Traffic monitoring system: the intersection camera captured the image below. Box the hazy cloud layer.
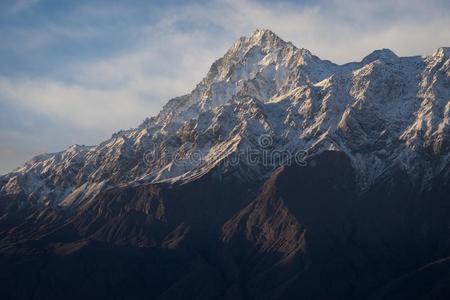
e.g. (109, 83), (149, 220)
(0, 0), (449, 174)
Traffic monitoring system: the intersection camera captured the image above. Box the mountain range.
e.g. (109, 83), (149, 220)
(1, 29), (450, 300)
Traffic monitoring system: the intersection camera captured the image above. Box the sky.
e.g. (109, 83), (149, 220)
(0, 0), (449, 175)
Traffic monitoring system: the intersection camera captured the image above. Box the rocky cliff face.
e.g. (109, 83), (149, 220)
(0, 29), (449, 300)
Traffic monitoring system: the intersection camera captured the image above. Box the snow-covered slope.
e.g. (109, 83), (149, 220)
(1, 29), (449, 207)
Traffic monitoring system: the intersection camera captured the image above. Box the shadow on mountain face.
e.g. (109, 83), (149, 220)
(1, 151), (450, 300)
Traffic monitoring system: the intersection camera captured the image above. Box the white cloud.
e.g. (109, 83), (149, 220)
(0, 77), (148, 130)
(0, 26), (229, 133)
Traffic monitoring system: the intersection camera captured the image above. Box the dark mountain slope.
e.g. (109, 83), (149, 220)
(1, 151), (449, 299)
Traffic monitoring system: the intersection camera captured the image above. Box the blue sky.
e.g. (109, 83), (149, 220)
(0, 0), (449, 174)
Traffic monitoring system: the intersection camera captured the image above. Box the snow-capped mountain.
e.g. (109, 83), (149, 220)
(1, 29), (448, 207)
(1, 29), (450, 300)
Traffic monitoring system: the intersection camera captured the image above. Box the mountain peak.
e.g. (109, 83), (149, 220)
(245, 28), (289, 50)
(249, 28), (277, 39)
(361, 48), (398, 64)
